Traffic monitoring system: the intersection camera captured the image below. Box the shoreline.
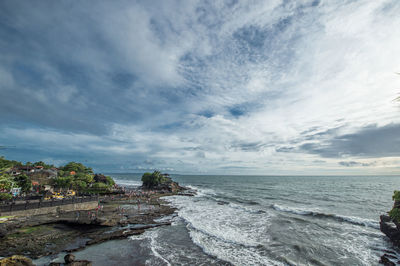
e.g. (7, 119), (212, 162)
(0, 186), (194, 264)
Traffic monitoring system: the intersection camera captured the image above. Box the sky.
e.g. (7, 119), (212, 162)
(0, 0), (400, 175)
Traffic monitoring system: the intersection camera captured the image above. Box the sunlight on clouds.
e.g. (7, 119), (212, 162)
(0, 0), (400, 173)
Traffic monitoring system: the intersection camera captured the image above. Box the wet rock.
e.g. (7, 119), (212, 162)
(0, 191), (180, 259)
(64, 253), (75, 263)
(67, 261), (92, 266)
(379, 254), (395, 266)
(380, 215), (400, 246)
(0, 225), (7, 238)
(0, 255), (34, 266)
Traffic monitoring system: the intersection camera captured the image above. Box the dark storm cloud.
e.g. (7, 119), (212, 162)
(230, 141), (269, 152)
(338, 161), (375, 167)
(0, 0), (189, 135)
(299, 124), (400, 158)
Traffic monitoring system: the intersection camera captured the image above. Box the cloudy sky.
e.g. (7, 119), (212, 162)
(0, 0), (400, 174)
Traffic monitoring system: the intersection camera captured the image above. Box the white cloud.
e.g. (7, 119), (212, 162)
(1, 0), (400, 174)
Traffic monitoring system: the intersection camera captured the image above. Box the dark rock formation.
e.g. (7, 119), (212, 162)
(380, 215), (400, 247)
(49, 253), (92, 266)
(379, 254), (396, 266)
(380, 215), (400, 265)
(142, 177), (185, 193)
(65, 253), (76, 263)
(93, 174), (108, 183)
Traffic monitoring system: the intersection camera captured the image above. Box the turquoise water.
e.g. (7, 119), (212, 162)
(53, 174), (400, 265)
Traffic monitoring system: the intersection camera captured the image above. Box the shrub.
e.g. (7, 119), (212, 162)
(0, 177), (12, 191)
(0, 193), (12, 200)
(105, 176), (115, 186)
(14, 174), (32, 193)
(92, 182), (108, 189)
(389, 208), (400, 223)
(53, 176), (73, 189)
(73, 180), (87, 190)
(76, 173), (94, 184)
(393, 191), (400, 201)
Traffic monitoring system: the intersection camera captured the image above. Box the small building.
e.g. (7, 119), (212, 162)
(35, 165), (44, 169)
(11, 187), (21, 197)
(32, 181), (40, 193)
(70, 171), (76, 175)
(44, 185), (53, 192)
(10, 167), (21, 176)
(18, 166), (35, 173)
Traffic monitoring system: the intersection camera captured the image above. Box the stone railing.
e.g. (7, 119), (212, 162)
(0, 195), (98, 213)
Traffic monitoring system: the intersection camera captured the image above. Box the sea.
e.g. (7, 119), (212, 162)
(38, 174), (400, 265)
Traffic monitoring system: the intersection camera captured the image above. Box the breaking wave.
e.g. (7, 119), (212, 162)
(271, 204), (379, 229)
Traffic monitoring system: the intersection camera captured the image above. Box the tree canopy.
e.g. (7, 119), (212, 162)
(141, 171), (169, 188)
(61, 162), (93, 175)
(0, 156), (22, 172)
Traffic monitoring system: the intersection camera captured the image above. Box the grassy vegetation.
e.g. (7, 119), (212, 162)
(0, 216), (14, 223)
(7, 226), (46, 238)
(0, 193), (12, 200)
(389, 190), (400, 222)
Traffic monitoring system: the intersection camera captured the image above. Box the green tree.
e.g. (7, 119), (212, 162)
(0, 178), (12, 191)
(141, 171), (168, 188)
(33, 161), (54, 169)
(105, 176), (115, 186)
(73, 180), (87, 190)
(62, 162), (93, 174)
(53, 176), (73, 189)
(0, 156), (22, 172)
(76, 173), (94, 184)
(0, 193), (12, 200)
(15, 174), (32, 193)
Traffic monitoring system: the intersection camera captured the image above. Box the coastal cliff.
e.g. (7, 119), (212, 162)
(380, 191), (400, 265)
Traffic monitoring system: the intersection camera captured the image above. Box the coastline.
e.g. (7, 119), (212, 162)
(2, 174), (399, 265)
(0, 185), (193, 265)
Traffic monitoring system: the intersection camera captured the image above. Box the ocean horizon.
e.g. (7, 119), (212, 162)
(42, 174), (399, 266)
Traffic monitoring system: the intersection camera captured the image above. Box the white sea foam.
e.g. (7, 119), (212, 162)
(271, 204), (380, 229)
(163, 193), (283, 265)
(129, 229), (171, 266)
(187, 185), (217, 197)
(153, 214), (177, 223)
(113, 178), (142, 187)
(189, 228), (283, 266)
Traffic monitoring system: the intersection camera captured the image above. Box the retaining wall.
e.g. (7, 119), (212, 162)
(0, 200), (98, 217)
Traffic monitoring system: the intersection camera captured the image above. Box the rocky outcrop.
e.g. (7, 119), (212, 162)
(380, 215), (400, 265)
(0, 192), (177, 259)
(0, 255), (34, 266)
(93, 174), (108, 183)
(143, 177), (185, 193)
(380, 215), (400, 246)
(49, 253), (92, 266)
(379, 254), (396, 266)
